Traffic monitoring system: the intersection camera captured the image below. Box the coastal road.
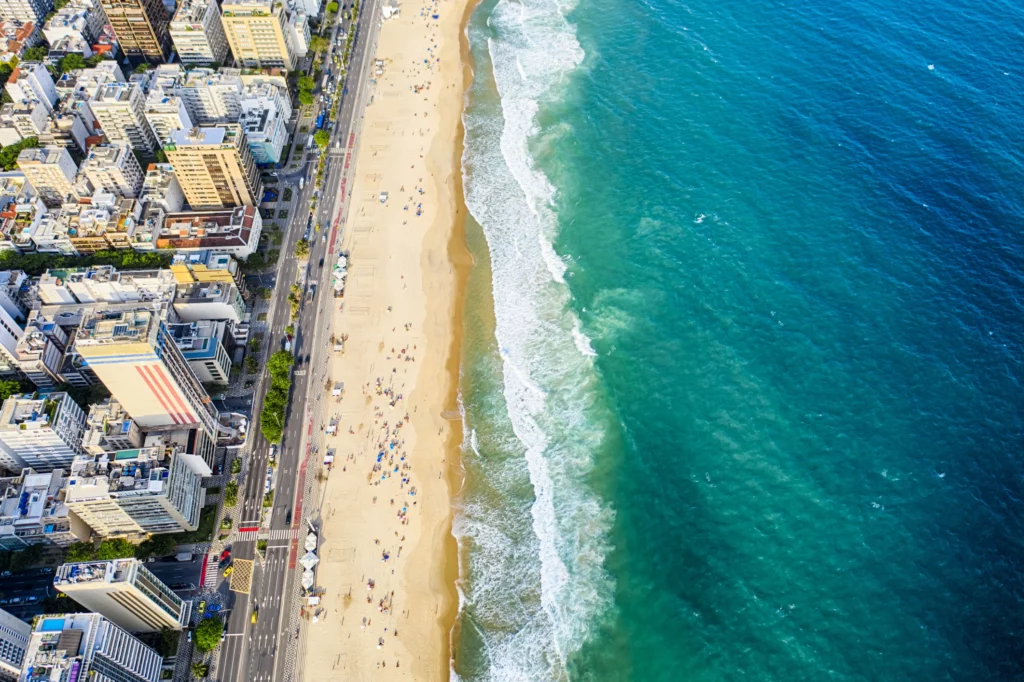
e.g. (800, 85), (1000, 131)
(215, 1), (384, 680)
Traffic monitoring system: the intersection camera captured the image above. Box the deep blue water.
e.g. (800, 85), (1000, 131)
(454, 0), (1024, 680)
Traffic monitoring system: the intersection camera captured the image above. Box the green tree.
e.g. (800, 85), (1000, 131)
(194, 616), (223, 653)
(0, 379), (21, 403)
(313, 130), (329, 149)
(22, 46), (47, 62)
(223, 481), (238, 507)
(96, 538), (135, 560)
(268, 350), (294, 377)
(295, 238), (311, 259)
(327, 1), (338, 12)
(135, 534), (177, 560)
(57, 53), (85, 73)
(65, 541), (95, 563)
(0, 63), (13, 86)
(297, 90), (313, 106)
(0, 136), (39, 171)
(309, 35), (329, 55)
(133, 62), (150, 74)
(10, 544), (43, 571)
(157, 628), (180, 657)
(230, 458), (241, 474)
(297, 75), (315, 91)
(191, 662), (210, 678)
(84, 54), (107, 67)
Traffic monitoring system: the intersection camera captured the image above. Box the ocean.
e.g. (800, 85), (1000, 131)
(453, 0), (1024, 680)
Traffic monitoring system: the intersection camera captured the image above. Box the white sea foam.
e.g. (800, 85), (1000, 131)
(571, 320), (598, 357)
(457, 0), (613, 677)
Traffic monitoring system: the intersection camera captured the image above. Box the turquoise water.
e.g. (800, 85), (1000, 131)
(454, 0), (1024, 680)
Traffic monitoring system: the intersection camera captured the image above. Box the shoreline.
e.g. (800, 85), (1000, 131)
(440, 0), (482, 670)
(299, 0), (473, 676)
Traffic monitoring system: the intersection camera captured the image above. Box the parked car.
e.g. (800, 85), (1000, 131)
(0, 571), (10, 577)
(220, 548), (231, 561)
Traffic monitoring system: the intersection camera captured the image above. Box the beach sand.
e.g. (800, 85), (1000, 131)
(300, 0), (471, 677)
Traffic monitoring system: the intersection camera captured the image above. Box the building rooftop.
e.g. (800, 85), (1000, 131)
(0, 392), (70, 432)
(0, 469), (67, 525)
(167, 126), (228, 147)
(159, 206), (257, 251)
(65, 448), (167, 498)
(76, 308), (157, 344)
(17, 147), (68, 166)
(54, 557), (137, 586)
(79, 145), (130, 169)
(20, 613), (98, 681)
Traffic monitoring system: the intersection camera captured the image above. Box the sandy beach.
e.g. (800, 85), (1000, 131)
(300, 0), (470, 677)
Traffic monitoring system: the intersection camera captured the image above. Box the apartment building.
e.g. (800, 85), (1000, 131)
(139, 163), (184, 213)
(169, 260), (246, 321)
(0, 101), (47, 143)
(13, 317), (66, 387)
(73, 307), (219, 436)
(0, 469), (89, 550)
(62, 447), (208, 537)
(4, 62), (57, 112)
(221, 0), (295, 70)
(0, 270), (27, 378)
(0, 608), (30, 680)
(77, 145), (145, 199)
(19, 613), (163, 682)
(143, 90), (193, 146)
(0, 392), (86, 472)
(91, 82), (158, 152)
(100, 0), (172, 64)
(239, 81), (290, 163)
(175, 67), (242, 124)
(16, 146), (79, 207)
(164, 125), (261, 208)
(81, 399), (143, 455)
(54, 558), (191, 632)
(37, 99), (91, 153)
(166, 319), (231, 384)
(0, 0), (50, 23)
(169, 0), (228, 64)
(159, 205), (261, 259)
(42, 0), (107, 44)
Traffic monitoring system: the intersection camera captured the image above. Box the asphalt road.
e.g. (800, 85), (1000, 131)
(216, 2), (384, 680)
(145, 558), (204, 592)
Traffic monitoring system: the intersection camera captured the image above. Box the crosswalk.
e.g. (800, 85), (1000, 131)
(232, 528), (300, 542)
(203, 555), (219, 588)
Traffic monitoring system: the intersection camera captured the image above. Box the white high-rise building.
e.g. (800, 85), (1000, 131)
(4, 62), (58, 113)
(16, 146), (79, 207)
(53, 558), (191, 632)
(77, 144), (145, 198)
(169, 0), (228, 64)
(0, 607), (30, 679)
(0, 392), (86, 473)
(175, 67), (242, 124)
(144, 90), (193, 146)
(0, 0), (51, 23)
(0, 468), (90, 549)
(18, 613), (163, 682)
(62, 447), (209, 537)
(91, 82), (158, 153)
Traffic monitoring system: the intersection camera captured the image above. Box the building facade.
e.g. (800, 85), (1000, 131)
(19, 613), (163, 682)
(0, 392), (86, 473)
(16, 146), (78, 208)
(0, 469), (89, 549)
(221, 0), (295, 70)
(100, 0), (171, 64)
(169, 0), (228, 64)
(53, 558), (191, 632)
(77, 144), (145, 199)
(0, 608), (30, 680)
(91, 83), (159, 153)
(62, 447), (209, 537)
(164, 125), (261, 208)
